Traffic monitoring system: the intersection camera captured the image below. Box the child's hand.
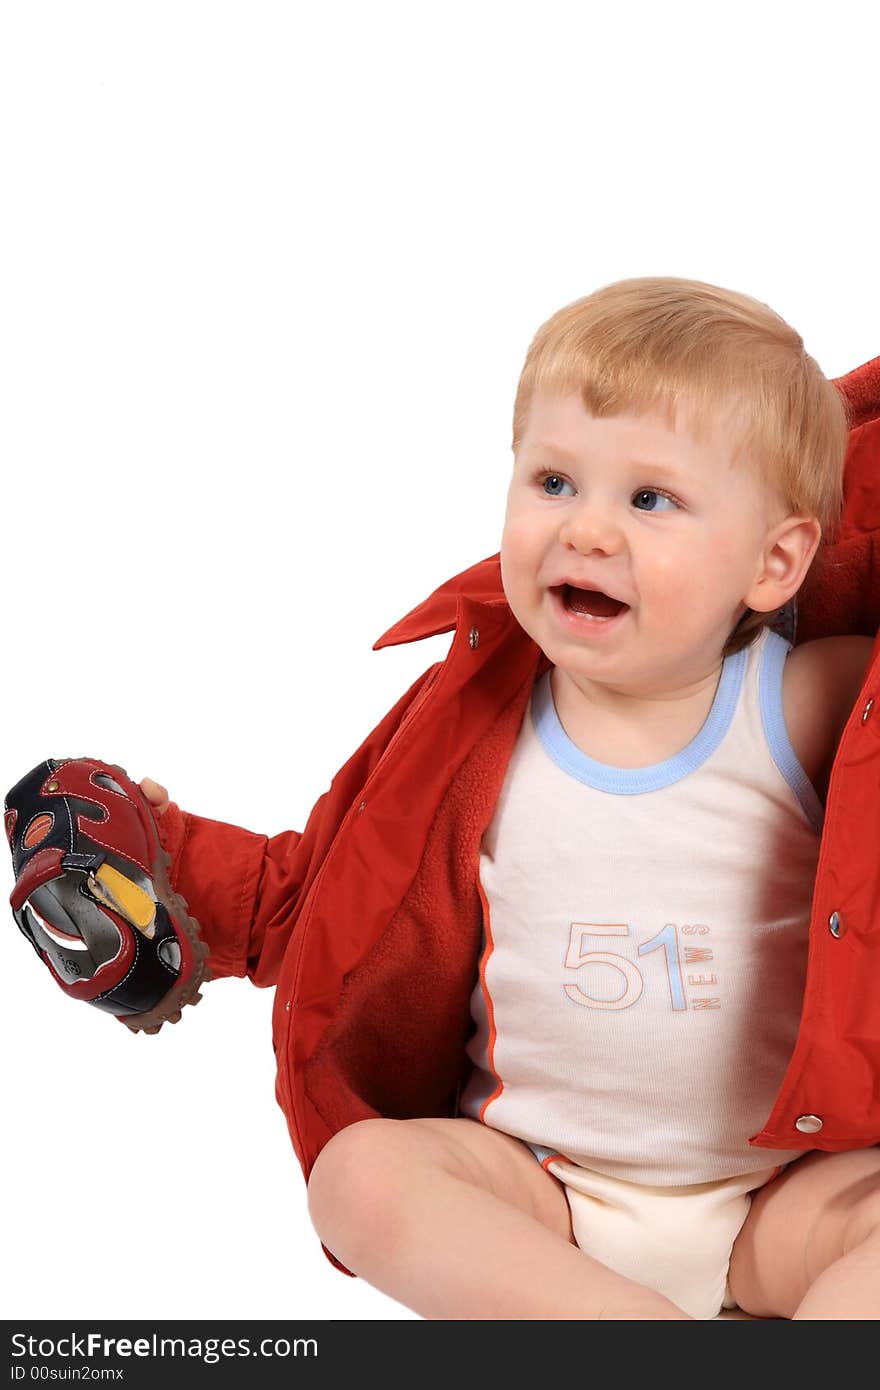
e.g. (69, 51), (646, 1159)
(139, 777), (170, 818)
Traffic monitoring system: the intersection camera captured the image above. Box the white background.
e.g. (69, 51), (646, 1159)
(2, 0), (878, 1322)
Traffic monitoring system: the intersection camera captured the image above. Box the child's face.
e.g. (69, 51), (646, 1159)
(502, 391), (788, 693)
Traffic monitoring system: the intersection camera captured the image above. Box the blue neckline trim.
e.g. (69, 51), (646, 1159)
(759, 632), (825, 834)
(531, 630), (825, 829)
(532, 647), (748, 793)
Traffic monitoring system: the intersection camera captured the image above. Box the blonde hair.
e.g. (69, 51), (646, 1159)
(512, 277), (850, 655)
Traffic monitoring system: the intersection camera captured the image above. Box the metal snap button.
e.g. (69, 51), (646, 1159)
(357, 800), (367, 813)
(795, 1114), (824, 1134)
(468, 626), (480, 650)
(46, 780), (59, 792)
(829, 911), (845, 938)
(862, 697), (874, 725)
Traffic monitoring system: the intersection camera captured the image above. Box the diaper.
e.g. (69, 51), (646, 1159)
(536, 1152), (785, 1320)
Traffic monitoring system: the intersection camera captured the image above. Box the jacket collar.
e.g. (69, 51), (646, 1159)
(837, 355), (880, 429)
(373, 553), (512, 649)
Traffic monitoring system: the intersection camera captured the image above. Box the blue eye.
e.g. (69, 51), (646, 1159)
(633, 489), (679, 512)
(533, 471), (681, 511)
(541, 474), (575, 497)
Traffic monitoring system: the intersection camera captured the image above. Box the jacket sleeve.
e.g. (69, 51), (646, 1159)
(155, 802), (305, 988)
(154, 660), (442, 989)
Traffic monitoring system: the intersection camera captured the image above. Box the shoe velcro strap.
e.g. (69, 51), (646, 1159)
(61, 851), (107, 874)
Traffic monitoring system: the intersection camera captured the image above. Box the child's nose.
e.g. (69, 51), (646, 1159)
(558, 495), (624, 554)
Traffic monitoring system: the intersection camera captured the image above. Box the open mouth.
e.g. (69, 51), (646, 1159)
(554, 584), (630, 622)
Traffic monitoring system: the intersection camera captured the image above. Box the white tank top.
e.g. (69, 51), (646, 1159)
(457, 627), (823, 1184)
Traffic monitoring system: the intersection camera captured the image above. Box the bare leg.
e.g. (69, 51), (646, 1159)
(307, 1117), (692, 1320)
(792, 1230), (880, 1319)
(727, 1146), (880, 1319)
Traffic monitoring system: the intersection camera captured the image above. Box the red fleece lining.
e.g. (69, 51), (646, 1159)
(302, 670), (542, 1142)
(798, 417), (880, 642)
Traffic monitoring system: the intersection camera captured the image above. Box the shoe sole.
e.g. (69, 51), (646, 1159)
(108, 763), (211, 1036)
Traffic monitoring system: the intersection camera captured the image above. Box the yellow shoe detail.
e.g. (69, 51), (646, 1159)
(87, 864), (157, 938)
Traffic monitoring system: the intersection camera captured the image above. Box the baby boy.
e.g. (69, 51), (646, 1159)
(12, 276), (880, 1319)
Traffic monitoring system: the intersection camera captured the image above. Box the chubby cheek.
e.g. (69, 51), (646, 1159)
(647, 537), (713, 598)
(646, 551), (719, 639)
(500, 517), (541, 597)
(644, 555), (688, 605)
(500, 519), (544, 633)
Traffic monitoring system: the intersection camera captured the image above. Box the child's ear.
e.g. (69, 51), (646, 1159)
(745, 513), (822, 614)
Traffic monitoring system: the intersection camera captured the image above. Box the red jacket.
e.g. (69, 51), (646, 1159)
(158, 356), (880, 1274)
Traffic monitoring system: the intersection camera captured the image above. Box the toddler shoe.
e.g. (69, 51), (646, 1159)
(4, 756), (209, 1033)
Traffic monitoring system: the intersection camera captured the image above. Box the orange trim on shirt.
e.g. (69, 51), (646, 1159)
(541, 1152), (568, 1172)
(476, 873), (505, 1123)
